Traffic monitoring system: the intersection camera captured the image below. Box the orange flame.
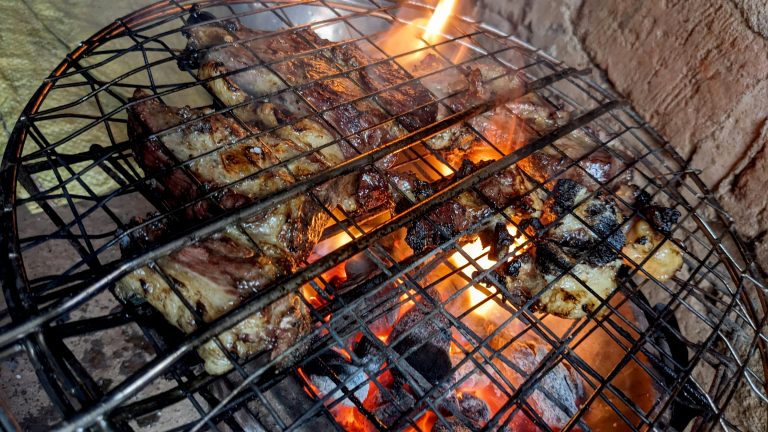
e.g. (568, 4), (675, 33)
(422, 0), (456, 44)
(296, 3), (659, 428)
(379, 0), (456, 69)
(449, 226), (526, 319)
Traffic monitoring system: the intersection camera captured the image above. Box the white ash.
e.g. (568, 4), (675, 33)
(310, 366), (369, 407)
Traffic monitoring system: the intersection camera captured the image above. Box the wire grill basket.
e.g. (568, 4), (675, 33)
(0, 1), (766, 431)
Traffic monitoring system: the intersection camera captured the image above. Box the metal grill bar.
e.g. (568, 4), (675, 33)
(1, 1), (766, 432)
(174, 101), (627, 432)
(14, 43), (543, 271)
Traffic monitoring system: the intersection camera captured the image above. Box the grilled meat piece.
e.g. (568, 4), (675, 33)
(444, 67), (627, 190)
(497, 180), (625, 318)
(303, 30), (490, 153)
(398, 163), (624, 318)
(187, 21), (405, 170)
(623, 219), (683, 282)
(519, 129), (630, 190)
(446, 66), (525, 114)
(506, 93), (571, 133)
(613, 184), (684, 282)
(128, 99), (287, 219)
(540, 179), (625, 268)
(185, 23), (288, 104)
(128, 90), (330, 260)
(312, 36), (438, 133)
(116, 225), (310, 375)
(188, 21), (417, 213)
(189, 24), (348, 167)
(297, 75), (406, 168)
(120, 90), (333, 374)
(398, 159), (544, 255)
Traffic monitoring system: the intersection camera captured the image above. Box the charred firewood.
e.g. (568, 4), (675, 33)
(371, 386), (417, 428)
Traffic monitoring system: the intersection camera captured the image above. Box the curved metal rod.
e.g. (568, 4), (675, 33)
(0, 64), (585, 350)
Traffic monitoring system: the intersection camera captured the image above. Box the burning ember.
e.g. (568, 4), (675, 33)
(299, 195), (662, 430)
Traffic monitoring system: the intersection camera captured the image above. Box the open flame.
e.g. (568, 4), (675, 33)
(449, 227), (527, 319)
(422, 0), (456, 44)
(379, 0), (457, 67)
(300, 213), (661, 432)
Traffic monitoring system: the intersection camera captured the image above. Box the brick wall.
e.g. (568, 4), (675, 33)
(476, 0), (768, 274)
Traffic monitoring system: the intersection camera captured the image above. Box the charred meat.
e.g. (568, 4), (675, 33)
(398, 159), (544, 255)
(119, 15), (688, 381)
(614, 185), (684, 282)
(501, 179), (626, 318)
(397, 159), (626, 318)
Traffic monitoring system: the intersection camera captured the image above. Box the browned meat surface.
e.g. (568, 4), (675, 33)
(624, 219), (683, 282)
(120, 90), (332, 374)
(127, 91), (331, 256)
(187, 21), (406, 170)
(519, 129), (630, 190)
(539, 179), (626, 268)
(445, 66), (526, 115)
(496, 177), (680, 318)
(494, 180), (625, 318)
(311, 36), (438, 133)
(614, 184), (684, 282)
(116, 223), (310, 375)
(297, 75), (406, 167)
(128, 90), (294, 221)
(185, 23), (288, 109)
(121, 20), (686, 385)
(394, 159), (543, 255)
(397, 159), (626, 318)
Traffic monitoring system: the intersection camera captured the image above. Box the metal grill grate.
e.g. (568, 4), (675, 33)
(0, 1), (766, 431)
